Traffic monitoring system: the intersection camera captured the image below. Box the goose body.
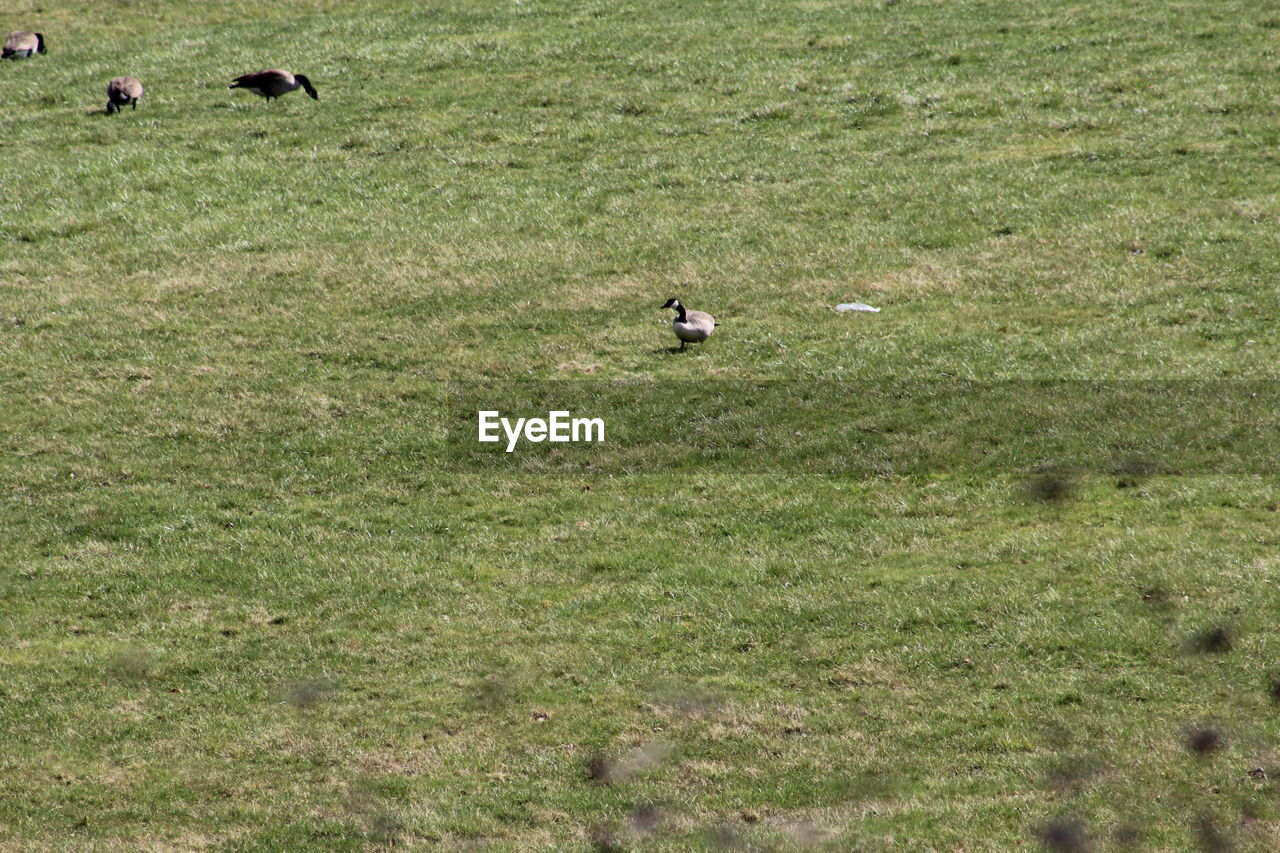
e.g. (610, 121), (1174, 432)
(106, 77), (143, 114)
(3, 31), (45, 59)
(229, 69), (318, 102)
(662, 298), (716, 350)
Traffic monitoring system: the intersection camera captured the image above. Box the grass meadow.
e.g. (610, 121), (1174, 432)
(3, 0), (1280, 849)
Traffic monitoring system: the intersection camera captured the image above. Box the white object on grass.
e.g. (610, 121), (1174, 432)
(836, 302), (881, 313)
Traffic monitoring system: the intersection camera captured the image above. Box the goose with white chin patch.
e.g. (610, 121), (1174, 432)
(662, 298), (716, 350)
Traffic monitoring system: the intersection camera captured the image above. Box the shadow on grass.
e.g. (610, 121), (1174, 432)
(650, 346), (706, 355)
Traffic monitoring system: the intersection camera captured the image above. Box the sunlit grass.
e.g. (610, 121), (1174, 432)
(3, 0), (1280, 849)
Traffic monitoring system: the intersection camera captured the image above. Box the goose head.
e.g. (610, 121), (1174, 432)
(295, 74), (318, 99)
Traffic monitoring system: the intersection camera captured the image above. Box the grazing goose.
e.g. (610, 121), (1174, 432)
(3, 31), (45, 59)
(661, 298), (717, 350)
(106, 77), (143, 114)
(229, 69), (318, 103)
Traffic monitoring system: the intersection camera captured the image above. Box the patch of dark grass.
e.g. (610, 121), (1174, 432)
(1185, 726), (1223, 757)
(590, 822), (625, 852)
(282, 677), (336, 709)
(585, 752), (614, 785)
(472, 672), (514, 710)
(630, 803), (663, 835)
(107, 647), (155, 683)
(1188, 626), (1234, 655)
(1037, 817), (1089, 852)
(1112, 821), (1143, 849)
(1023, 472), (1075, 504)
(1194, 814), (1231, 852)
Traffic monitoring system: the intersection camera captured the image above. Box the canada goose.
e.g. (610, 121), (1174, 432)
(106, 77), (143, 114)
(229, 69), (318, 103)
(661, 298), (717, 350)
(3, 31), (45, 59)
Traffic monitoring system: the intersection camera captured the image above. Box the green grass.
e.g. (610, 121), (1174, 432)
(4, 0), (1280, 849)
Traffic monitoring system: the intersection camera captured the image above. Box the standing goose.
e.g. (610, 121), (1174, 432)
(3, 31), (45, 59)
(229, 69), (318, 103)
(106, 77), (143, 114)
(661, 298), (717, 350)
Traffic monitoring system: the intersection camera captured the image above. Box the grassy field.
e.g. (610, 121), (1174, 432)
(4, 0), (1280, 849)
